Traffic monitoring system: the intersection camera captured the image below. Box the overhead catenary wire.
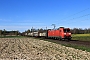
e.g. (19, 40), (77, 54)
(56, 8), (90, 27)
(61, 8), (90, 20)
(70, 13), (90, 20)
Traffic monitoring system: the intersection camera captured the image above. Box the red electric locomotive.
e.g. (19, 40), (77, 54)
(48, 27), (71, 40)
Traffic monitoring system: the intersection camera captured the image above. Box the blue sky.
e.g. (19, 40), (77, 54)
(0, 0), (90, 32)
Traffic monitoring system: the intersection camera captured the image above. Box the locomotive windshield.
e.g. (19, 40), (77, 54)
(64, 29), (70, 32)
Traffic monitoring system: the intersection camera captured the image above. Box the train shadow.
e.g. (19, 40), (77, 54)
(70, 40), (79, 41)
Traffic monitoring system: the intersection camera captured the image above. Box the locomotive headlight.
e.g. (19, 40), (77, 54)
(64, 33), (66, 35)
(69, 33), (71, 35)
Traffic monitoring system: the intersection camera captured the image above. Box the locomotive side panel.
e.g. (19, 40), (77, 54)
(54, 30), (60, 37)
(48, 30), (53, 38)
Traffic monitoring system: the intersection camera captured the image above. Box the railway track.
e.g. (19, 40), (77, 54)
(33, 37), (90, 48)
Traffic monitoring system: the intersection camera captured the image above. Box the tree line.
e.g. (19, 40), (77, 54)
(71, 28), (90, 34)
(0, 29), (20, 36)
(1, 28), (90, 36)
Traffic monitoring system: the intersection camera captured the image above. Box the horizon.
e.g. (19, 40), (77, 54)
(0, 27), (90, 33)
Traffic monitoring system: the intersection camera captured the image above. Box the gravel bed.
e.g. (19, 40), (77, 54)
(0, 38), (90, 60)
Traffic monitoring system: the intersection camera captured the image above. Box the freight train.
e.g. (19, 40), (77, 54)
(25, 27), (72, 40)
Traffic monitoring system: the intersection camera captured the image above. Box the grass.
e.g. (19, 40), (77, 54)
(72, 34), (90, 36)
(72, 34), (90, 41)
(0, 35), (26, 38)
(62, 44), (90, 52)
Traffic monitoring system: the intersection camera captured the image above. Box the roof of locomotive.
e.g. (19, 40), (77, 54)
(48, 27), (70, 31)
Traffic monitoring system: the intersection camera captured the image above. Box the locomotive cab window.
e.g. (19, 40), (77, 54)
(64, 29), (70, 32)
(60, 30), (61, 32)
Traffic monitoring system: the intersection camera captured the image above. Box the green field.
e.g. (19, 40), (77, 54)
(61, 43), (90, 52)
(0, 35), (26, 38)
(72, 34), (90, 41)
